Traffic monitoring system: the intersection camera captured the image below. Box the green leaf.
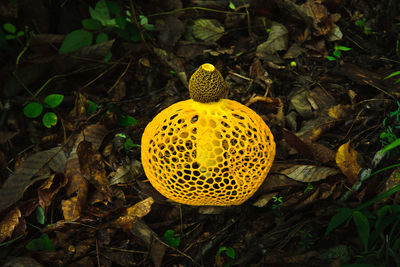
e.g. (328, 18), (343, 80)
(352, 210), (370, 251)
(229, 1), (236, 10)
(82, 18), (102, 30)
(104, 50), (112, 62)
(5, 34), (16, 40)
(96, 32), (108, 44)
(26, 233), (56, 252)
(326, 56), (336, 61)
(35, 206), (45, 224)
(59, 29), (93, 54)
(124, 138), (140, 151)
(89, 0), (115, 26)
(107, 1), (121, 16)
(44, 94), (64, 108)
(115, 15), (126, 30)
(87, 100), (99, 116)
(335, 46), (352, 51)
(16, 31), (24, 37)
(384, 71), (400, 80)
(333, 50), (341, 58)
(380, 138), (400, 154)
(118, 115), (137, 127)
(3, 23), (16, 34)
(23, 102), (43, 118)
(326, 207), (353, 235)
(217, 246), (235, 259)
(162, 230), (180, 247)
(139, 15), (148, 25)
(42, 112), (58, 128)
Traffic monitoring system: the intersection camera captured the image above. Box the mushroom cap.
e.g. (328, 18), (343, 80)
(188, 63), (226, 103)
(141, 98), (275, 206)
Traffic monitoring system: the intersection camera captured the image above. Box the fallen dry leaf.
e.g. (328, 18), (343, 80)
(113, 197), (154, 232)
(0, 207), (21, 243)
(0, 147), (65, 212)
(278, 164), (340, 182)
(256, 21), (288, 56)
(336, 141), (362, 184)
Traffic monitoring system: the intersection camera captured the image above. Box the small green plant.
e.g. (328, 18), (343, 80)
(384, 70), (400, 84)
(326, 184), (400, 265)
(23, 94), (64, 128)
(380, 101), (400, 154)
(26, 206), (56, 252)
(272, 196), (283, 216)
(116, 133), (140, 151)
(216, 246), (235, 267)
(355, 18), (374, 35)
(327, 45), (352, 61)
(2, 23), (24, 40)
(304, 182), (314, 193)
(298, 227), (314, 250)
(162, 229), (180, 247)
(59, 0), (155, 60)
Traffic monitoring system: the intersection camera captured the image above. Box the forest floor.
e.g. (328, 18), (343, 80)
(1, 0), (400, 266)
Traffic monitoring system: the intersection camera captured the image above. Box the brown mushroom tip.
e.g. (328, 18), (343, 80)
(188, 63), (226, 103)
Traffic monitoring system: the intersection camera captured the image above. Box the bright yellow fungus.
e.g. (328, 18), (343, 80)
(141, 64), (275, 206)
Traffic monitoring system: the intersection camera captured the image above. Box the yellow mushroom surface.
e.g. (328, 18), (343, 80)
(141, 64), (275, 206)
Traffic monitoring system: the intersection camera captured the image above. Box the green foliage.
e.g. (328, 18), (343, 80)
(162, 229), (180, 247)
(3, 22), (24, 40)
(35, 206), (45, 225)
(355, 18), (374, 35)
(23, 94), (64, 128)
(23, 102), (43, 118)
(26, 206), (55, 252)
(304, 182), (314, 193)
(327, 45), (352, 61)
(326, 184), (400, 264)
(87, 100), (99, 116)
(272, 196), (283, 216)
(59, 0), (157, 59)
(384, 71), (400, 84)
(26, 233), (56, 252)
(380, 102), (400, 154)
(116, 133), (140, 152)
(216, 246), (235, 267)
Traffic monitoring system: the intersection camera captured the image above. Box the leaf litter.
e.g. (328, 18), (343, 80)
(1, 0), (400, 266)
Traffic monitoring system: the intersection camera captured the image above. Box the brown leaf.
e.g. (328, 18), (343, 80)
(113, 197), (154, 232)
(256, 21), (288, 56)
(0, 207), (21, 242)
(65, 124), (108, 196)
(277, 164), (340, 182)
(38, 173), (68, 210)
(77, 141), (111, 197)
(381, 166), (400, 202)
(282, 130), (314, 160)
(336, 141), (361, 184)
(0, 147), (65, 212)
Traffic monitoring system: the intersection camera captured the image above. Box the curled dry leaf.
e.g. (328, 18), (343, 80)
(256, 21), (288, 56)
(278, 164), (340, 182)
(77, 141), (111, 197)
(113, 197), (154, 232)
(0, 147), (66, 212)
(336, 141), (361, 184)
(0, 207), (21, 243)
(65, 124), (108, 196)
(38, 173), (68, 210)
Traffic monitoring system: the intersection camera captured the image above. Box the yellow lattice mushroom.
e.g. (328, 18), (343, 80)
(141, 63), (275, 206)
